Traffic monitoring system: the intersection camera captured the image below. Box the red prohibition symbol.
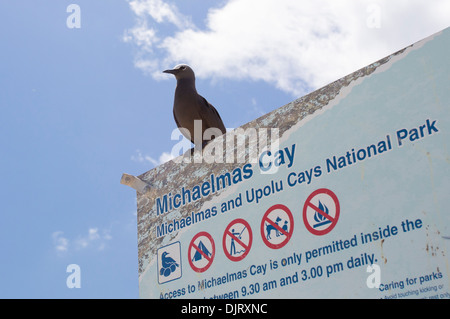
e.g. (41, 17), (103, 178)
(303, 188), (340, 236)
(222, 218), (253, 262)
(188, 231), (215, 273)
(260, 204), (294, 249)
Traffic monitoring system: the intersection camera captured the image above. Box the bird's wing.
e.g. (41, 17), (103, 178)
(166, 256), (177, 264)
(198, 94), (226, 134)
(173, 108), (195, 144)
(173, 108), (181, 129)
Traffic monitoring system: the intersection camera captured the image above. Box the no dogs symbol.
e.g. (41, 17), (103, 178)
(303, 188), (340, 236)
(260, 204), (294, 249)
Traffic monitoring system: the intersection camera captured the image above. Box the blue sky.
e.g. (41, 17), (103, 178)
(0, 0), (448, 298)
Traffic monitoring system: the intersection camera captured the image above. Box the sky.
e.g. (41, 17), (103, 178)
(0, 0), (448, 298)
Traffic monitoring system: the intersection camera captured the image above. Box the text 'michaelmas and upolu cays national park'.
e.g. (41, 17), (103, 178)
(155, 118), (439, 238)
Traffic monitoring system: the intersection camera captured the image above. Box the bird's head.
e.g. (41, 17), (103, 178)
(162, 251), (168, 257)
(163, 64), (195, 81)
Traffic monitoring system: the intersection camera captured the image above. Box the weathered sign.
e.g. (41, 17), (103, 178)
(124, 27), (450, 299)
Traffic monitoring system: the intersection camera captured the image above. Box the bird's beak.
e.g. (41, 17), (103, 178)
(163, 69), (177, 75)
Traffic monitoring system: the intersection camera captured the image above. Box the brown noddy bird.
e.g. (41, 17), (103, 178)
(163, 64), (226, 149)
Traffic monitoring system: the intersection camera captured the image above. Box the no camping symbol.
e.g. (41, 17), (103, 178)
(222, 218), (253, 262)
(260, 204), (294, 249)
(303, 188), (340, 236)
(188, 231), (215, 273)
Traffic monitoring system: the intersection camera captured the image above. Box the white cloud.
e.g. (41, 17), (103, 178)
(123, 0), (195, 79)
(129, 0), (193, 29)
(52, 231), (69, 253)
(88, 228), (100, 240)
(124, 0), (450, 96)
(158, 151), (176, 163)
(52, 228), (112, 254)
(75, 227), (112, 251)
(131, 149), (176, 166)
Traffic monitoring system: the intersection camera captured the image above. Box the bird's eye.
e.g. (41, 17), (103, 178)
(180, 66), (186, 70)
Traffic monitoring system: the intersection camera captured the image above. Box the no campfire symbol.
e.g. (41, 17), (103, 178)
(303, 188), (340, 236)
